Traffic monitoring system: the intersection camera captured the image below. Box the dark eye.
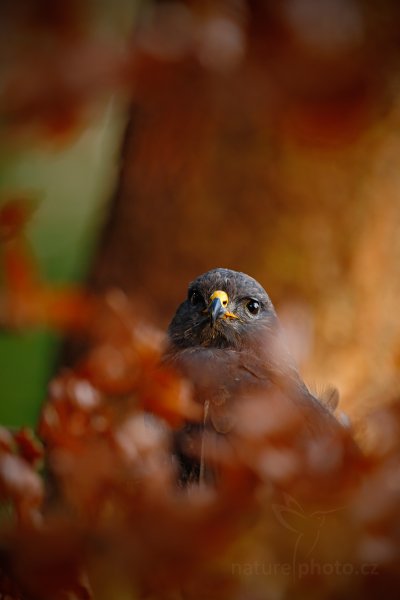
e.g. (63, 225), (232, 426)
(246, 299), (260, 316)
(189, 289), (203, 306)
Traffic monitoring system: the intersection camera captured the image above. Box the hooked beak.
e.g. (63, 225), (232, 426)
(207, 290), (239, 325)
(209, 296), (226, 324)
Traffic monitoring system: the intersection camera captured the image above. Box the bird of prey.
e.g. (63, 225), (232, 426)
(164, 268), (353, 485)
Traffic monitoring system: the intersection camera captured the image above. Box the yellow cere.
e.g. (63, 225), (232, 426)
(210, 290), (229, 307)
(209, 290), (239, 320)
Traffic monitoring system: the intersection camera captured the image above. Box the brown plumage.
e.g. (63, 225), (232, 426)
(164, 268), (356, 484)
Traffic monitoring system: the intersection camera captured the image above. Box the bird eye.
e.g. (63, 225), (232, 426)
(246, 299), (260, 316)
(189, 289), (203, 306)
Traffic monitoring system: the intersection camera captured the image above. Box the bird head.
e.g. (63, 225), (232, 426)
(167, 268), (277, 350)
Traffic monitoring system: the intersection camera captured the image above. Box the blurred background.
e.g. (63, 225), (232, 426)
(1, 0), (400, 427)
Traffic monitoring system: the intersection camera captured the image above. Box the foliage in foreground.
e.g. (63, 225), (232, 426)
(0, 201), (400, 600)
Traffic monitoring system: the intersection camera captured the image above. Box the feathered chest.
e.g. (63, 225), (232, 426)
(164, 346), (273, 433)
